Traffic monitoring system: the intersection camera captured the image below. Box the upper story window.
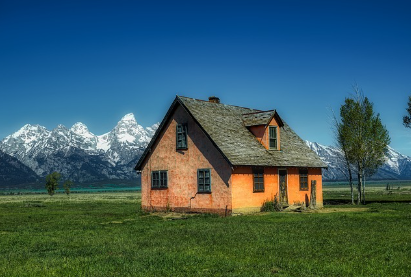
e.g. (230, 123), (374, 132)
(176, 124), (188, 150)
(152, 170), (168, 189)
(299, 169), (308, 191)
(269, 126), (277, 150)
(253, 167), (264, 192)
(198, 169), (211, 193)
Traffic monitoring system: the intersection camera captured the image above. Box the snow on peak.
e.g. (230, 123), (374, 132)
(112, 113), (143, 144)
(96, 133), (110, 151)
(305, 140), (325, 151)
(55, 124), (68, 130)
(18, 124), (44, 132)
(10, 124), (48, 139)
(146, 123), (160, 137)
(71, 122), (87, 129)
(71, 122), (95, 138)
(20, 123), (34, 130)
(120, 113), (136, 122)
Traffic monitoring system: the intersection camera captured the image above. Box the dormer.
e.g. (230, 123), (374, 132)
(242, 110), (284, 150)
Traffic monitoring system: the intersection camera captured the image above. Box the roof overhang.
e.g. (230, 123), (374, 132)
(134, 97), (180, 171)
(134, 96), (234, 171)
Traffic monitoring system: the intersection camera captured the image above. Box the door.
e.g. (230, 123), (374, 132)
(278, 169), (288, 204)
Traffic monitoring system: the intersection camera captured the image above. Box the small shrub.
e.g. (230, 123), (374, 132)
(63, 180), (73, 196)
(166, 202), (172, 213)
(261, 200), (275, 212)
(261, 195), (283, 212)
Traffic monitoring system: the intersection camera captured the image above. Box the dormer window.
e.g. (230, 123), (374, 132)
(269, 126), (277, 150)
(176, 124), (188, 150)
(242, 110), (283, 150)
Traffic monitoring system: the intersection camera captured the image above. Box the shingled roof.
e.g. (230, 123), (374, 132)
(242, 110), (284, 127)
(135, 96), (327, 170)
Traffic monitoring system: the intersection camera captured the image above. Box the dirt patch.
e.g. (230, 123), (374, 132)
(100, 218), (137, 225)
(306, 207), (369, 213)
(150, 212), (199, 220)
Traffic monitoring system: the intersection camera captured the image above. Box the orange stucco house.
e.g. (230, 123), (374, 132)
(135, 96), (327, 214)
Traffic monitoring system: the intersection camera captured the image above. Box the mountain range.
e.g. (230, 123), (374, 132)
(306, 141), (411, 181)
(0, 114), (158, 185)
(0, 150), (39, 188)
(1, 115), (411, 186)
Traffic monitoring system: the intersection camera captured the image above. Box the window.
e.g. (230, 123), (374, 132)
(198, 169), (211, 193)
(253, 167), (264, 192)
(176, 124), (188, 149)
(151, 170), (168, 189)
(269, 126), (277, 149)
(299, 169), (308, 191)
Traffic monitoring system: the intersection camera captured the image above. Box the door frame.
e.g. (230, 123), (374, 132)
(278, 168), (288, 204)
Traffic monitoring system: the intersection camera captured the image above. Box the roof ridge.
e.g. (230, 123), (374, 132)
(242, 110), (275, 116)
(177, 95), (208, 102)
(177, 95), (259, 111)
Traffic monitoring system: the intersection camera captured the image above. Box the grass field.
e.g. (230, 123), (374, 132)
(1, 187), (411, 276)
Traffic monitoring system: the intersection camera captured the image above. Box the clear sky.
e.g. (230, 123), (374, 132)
(1, 0), (411, 154)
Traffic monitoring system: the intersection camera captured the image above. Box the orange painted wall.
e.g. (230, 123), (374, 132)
(232, 166), (279, 210)
(248, 117), (281, 150)
(286, 167), (323, 206)
(232, 166), (323, 210)
(140, 104), (232, 214)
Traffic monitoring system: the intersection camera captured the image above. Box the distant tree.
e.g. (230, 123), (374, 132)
(338, 87), (390, 204)
(45, 172), (61, 196)
(63, 180), (73, 196)
(403, 96), (411, 128)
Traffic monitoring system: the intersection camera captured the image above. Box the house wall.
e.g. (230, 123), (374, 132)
(140, 104), (232, 215)
(231, 166), (323, 213)
(231, 166), (279, 213)
(286, 167), (323, 207)
(248, 117), (281, 150)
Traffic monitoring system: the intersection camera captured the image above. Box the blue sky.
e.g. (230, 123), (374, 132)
(1, 0), (411, 154)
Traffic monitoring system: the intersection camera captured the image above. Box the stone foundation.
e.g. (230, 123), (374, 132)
(142, 205), (232, 216)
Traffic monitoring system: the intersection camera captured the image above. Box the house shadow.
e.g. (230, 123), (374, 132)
(190, 132), (231, 188)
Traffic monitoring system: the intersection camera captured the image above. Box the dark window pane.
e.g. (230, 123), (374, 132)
(176, 124), (188, 149)
(198, 169), (211, 192)
(253, 167), (264, 192)
(299, 169), (308, 191)
(152, 171), (167, 189)
(269, 126), (277, 149)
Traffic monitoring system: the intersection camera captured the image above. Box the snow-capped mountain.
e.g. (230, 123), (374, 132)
(0, 114), (157, 183)
(306, 141), (411, 181)
(98, 113), (152, 166)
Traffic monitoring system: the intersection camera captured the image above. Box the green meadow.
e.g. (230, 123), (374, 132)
(1, 185), (411, 276)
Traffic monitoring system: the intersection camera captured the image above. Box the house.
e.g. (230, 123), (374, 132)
(135, 96), (327, 214)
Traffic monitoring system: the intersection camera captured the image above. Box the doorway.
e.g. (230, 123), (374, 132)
(278, 169), (288, 204)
